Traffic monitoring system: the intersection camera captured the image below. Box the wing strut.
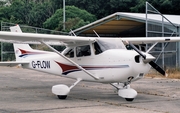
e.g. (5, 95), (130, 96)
(41, 41), (100, 80)
(146, 42), (158, 53)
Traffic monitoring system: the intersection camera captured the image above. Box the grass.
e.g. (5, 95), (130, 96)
(146, 68), (180, 79)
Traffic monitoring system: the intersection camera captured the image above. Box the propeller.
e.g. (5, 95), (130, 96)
(127, 41), (166, 76)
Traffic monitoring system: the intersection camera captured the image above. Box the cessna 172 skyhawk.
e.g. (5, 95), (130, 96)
(0, 25), (178, 101)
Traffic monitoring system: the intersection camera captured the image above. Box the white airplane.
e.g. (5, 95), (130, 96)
(0, 25), (178, 101)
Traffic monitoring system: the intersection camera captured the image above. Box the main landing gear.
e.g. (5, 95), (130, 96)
(52, 84), (70, 99)
(52, 78), (82, 99)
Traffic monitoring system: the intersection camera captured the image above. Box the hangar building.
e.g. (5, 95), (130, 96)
(73, 12), (180, 37)
(72, 12), (180, 69)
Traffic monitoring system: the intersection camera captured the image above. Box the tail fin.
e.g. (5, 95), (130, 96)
(10, 25), (33, 61)
(10, 25), (23, 33)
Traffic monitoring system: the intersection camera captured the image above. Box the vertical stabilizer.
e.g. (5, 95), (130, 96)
(10, 25), (33, 61)
(10, 25), (22, 33)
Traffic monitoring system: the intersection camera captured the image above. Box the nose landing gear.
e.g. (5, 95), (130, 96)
(118, 85), (137, 102)
(111, 76), (137, 102)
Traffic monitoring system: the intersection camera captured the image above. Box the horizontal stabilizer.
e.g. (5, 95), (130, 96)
(0, 61), (30, 67)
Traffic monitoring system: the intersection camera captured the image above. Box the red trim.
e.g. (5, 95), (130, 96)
(55, 61), (78, 72)
(19, 49), (30, 54)
(18, 48), (47, 55)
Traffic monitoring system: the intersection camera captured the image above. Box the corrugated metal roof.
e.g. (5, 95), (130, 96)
(72, 12), (180, 36)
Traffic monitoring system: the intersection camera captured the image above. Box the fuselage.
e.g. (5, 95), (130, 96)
(21, 47), (151, 83)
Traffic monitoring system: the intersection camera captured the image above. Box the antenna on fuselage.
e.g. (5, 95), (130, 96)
(93, 30), (100, 38)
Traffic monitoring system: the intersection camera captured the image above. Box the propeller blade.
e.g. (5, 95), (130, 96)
(128, 42), (146, 59)
(149, 61), (166, 76)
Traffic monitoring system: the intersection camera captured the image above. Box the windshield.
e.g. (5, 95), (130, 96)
(96, 38), (126, 51)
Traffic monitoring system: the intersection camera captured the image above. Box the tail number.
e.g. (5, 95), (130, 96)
(32, 61), (50, 69)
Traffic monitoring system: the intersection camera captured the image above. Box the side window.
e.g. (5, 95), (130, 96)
(93, 42), (102, 55)
(65, 49), (74, 58)
(76, 45), (91, 57)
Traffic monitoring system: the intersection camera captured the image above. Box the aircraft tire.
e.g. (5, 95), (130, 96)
(125, 98), (134, 101)
(57, 95), (67, 99)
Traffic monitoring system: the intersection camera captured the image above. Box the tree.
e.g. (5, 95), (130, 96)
(130, 0), (146, 13)
(66, 0), (138, 19)
(172, 0), (180, 15)
(43, 6), (96, 31)
(131, 0), (179, 15)
(0, 1), (6, 7)
(28, 2), (55, 27)
(0, 0), (34, 24)
(0, 0), (60, 27)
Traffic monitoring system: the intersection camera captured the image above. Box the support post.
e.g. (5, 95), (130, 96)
(63, 0), (65, 30)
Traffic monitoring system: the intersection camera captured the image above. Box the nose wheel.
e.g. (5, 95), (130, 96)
(125, 98), (134, 102)
(57, 95), (67, 99)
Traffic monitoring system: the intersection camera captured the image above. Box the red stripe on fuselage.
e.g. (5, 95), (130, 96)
(55, 61), (129, 75)
(55, 61), (78, 72)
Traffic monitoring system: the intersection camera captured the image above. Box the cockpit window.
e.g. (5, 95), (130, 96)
(76, 45), (91, 57)
(64, 48), (74, 58)
(93, 42), (103, 55)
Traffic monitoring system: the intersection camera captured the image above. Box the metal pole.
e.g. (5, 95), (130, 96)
(63, 0), (65, 30)
(1, 43), (3, 61)
(162, 17), (164, 69)
(176, 26), (179, 67)
(145, 2), (148, 52)
(1, 22), (2, 61)
(146, 2), (148, 38)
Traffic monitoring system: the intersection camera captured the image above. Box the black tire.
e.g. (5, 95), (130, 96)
(125, 98), (134, 102)
(57, 95), (67, 99)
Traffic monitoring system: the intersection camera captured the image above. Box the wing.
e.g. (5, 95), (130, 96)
(0, 30), (180, 45)
(0, 61), (30, 67)
(121, 37), (180, 45)
(0, 31), (96, 45)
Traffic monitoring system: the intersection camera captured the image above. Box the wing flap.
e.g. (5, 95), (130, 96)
(0, 61), (30, 67)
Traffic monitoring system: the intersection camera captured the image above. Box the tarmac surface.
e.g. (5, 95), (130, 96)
(0, 67), (180, 113)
